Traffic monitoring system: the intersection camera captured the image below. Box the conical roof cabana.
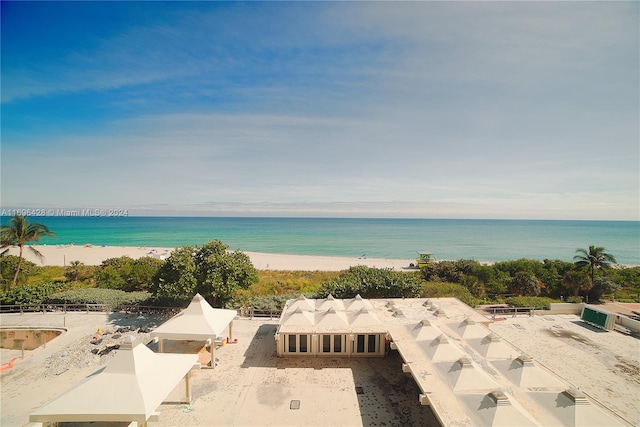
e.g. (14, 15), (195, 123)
(29, 337), (197, 426)
(150, 293), (237, 367)
(150, 293), (237, 342)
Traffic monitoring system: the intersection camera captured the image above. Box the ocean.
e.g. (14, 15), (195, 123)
(2, 216), (638, 265)
(1, 216), (640, 265)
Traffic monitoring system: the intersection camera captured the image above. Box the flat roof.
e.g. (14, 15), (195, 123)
(276, 296), (633, 426)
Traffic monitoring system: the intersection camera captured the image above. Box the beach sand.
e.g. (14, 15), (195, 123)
(3, 245), (415, 271)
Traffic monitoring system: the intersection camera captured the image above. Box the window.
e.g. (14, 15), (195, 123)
(322, 335), (331, 353)
(288, 335), (296, 353)
(354, 334), (379, 354)
(299, 335), (308, 353)
(334, 335), (342, 353)
(368, 334), (377, 353)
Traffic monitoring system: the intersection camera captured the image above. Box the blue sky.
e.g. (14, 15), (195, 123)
(1, 1), (638, 219)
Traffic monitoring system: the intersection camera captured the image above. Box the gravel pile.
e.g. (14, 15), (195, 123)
(43, 315), (165, 377)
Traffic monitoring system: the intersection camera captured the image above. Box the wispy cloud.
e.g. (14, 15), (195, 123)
(1, 2), (637, 219)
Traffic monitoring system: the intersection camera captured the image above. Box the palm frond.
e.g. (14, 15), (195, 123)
(26, 246), (45, 262)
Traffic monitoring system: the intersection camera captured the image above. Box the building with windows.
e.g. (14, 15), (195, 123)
(275, 294), (386, 357)
(275, 295), (630, 426)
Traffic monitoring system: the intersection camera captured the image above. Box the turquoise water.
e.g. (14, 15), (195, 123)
(1, 217), (638, 265)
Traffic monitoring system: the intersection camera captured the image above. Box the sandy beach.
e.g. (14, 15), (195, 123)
(3, 245), (415, 271)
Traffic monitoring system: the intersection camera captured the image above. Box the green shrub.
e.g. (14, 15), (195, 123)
(421, 282), (479, 307)
(0, 255), (37, 288)
(316, 266), (422, 299)
(46, 288), (151, 310)
(504, 296), (556, 310)
(0, 281), (68, 305)
(152, 241), (257, 307)
(96, 256), (164, 291)
(246, 293), (316, 311)
(141, 294), (191, 308)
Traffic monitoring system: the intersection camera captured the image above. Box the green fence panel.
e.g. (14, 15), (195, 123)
(581, 307), (608, 328)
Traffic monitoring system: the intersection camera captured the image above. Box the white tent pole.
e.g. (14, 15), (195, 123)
(185, 372), (192, 403)
(210, 337), (215, 367)
(229, 321), (233, 341)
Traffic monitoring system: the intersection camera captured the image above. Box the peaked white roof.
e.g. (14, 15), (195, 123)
(345, 294), (374, 312)
(288, 295), (315, 312)
(470, 333), (519, 360)
(419, 334), (465, 362)
(494, 355), (566, 388)
(30, 337), (197, 424)
(531, 388), (626, 426)
(314, 308), (350, 332)
(347, 307), (383, 332)
(410, 319), (443, 341)
(282, 307), (315, 326)
(454, 317), (491, 339)
(278, 297), (384, 334)
(316, 294), (345, 311)
(150, 293), (237, 341)
(438, 358), (500, 392)
(458, 391), (538, 427)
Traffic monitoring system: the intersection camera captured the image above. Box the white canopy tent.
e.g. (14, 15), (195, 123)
(29, 337), (198, 427)
(150, 294), (237, 367)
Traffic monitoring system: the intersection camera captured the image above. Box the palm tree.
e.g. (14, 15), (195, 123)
(0, 215), (55, 287)
(574, 246), (617, 288)
(563, 269), (591, 298)
(65, 260), (85, 282)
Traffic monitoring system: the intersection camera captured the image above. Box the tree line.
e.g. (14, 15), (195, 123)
(420, 246), (625, 303)
(1, 215), (639, 308)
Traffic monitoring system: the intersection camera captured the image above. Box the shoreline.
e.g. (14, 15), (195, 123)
(2, 245), (416, 271)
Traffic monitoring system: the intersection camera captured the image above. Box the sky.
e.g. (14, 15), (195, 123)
(1, 1), (638, 219)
